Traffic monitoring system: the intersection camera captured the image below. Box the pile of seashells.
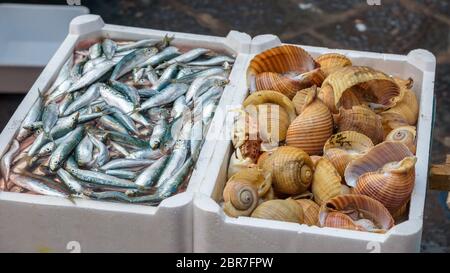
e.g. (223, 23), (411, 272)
(223, 45), (419, 233)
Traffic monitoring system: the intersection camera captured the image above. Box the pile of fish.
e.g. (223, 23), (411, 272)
(0, 36), (235, 205)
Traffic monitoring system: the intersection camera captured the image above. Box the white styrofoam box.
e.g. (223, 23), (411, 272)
(193, 34), (436, 253)
(0, 3), (89, 93)
(0, 14), (252, 253)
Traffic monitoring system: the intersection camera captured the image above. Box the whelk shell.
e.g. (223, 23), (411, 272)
(247, 45), (318, 98)
(286, 87), (334, 155)
(251, 198), (304, 224)
(312, 158), (343, 205)
(323, 131), (374, 177)
(345, 141), (416, 213)
(382, 78), (418, 125)
(319, 194), (395, 233)
(319, 66), (401, 113)
(334, 106), (384, 144)
(261, 146), (314, 195)
(385, 126), (416, 154)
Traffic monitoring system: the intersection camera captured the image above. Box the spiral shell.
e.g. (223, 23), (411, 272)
(223, 180), (259, 217)
(228, 167), (272, 198)
(380, 112), (410, 137)
(251, 199), (304, 224)
(382, 78), (418, 125)
(286, 87), (334, 155)
(323, 131), (374, 177)
(386, 126), (416, 154)
(335, 106), (384, 144)
(319, 194), (395, 233)
(247, 45), (318, 98)
(319, 66), (401, 112)
(345, 142), (416, 213)
(312, 158), (342, 205)
(315, 53), (352, 77)
(295, 198), (320, 226)
(261, 146), (314, 195)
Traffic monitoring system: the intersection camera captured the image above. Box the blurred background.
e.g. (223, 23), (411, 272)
(0, 0), (449, 252)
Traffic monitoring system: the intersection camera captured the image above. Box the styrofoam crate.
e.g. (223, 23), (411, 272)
(0, 14), (252, 253)
(193, 34), (435, 253)
(0, 4), (89, 93)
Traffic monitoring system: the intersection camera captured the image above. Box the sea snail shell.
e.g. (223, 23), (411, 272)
(286, 87), (334, 155)
(261, 146), (314, 195)
(345, 141), (416, 214)
(247, 45), (318, 99)
(319, 194), (395, 233)
(251, 198), (304, 224)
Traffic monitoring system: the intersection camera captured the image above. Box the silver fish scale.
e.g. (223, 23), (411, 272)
(1, 36), (235, 205)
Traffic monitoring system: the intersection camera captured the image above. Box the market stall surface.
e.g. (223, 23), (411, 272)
(1, 0), (449, 252)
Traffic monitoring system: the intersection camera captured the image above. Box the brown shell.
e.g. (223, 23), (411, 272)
(315, 53), (352, 77)
(320, 66), (401, 111)
(318, 85), (361, 114)
(292, 87), (316, 115)
(380, 112), (410, 137)
(247, 45), (318, 98)
(257, 151), (273, 168)
(251, 199), (304, 224)
(286, 88), (334, 155)
(345, 142), (416, 213)
(296, 199), (320, 226)
(261, 146), (314, 195)
(223, 180), (259, 217)
(382, 82), (419, 125)
(323, 131), (374, 177)
(321, 212), (365, 231)
(312, 158), (342, 205)
(385, 126), (416, 154)
(228, 167), (272, 198)
(319, 194), (395, 233)
(334, 106), (384, 144)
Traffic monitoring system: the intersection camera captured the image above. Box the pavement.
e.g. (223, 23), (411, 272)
(1, 0), (449, 252)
